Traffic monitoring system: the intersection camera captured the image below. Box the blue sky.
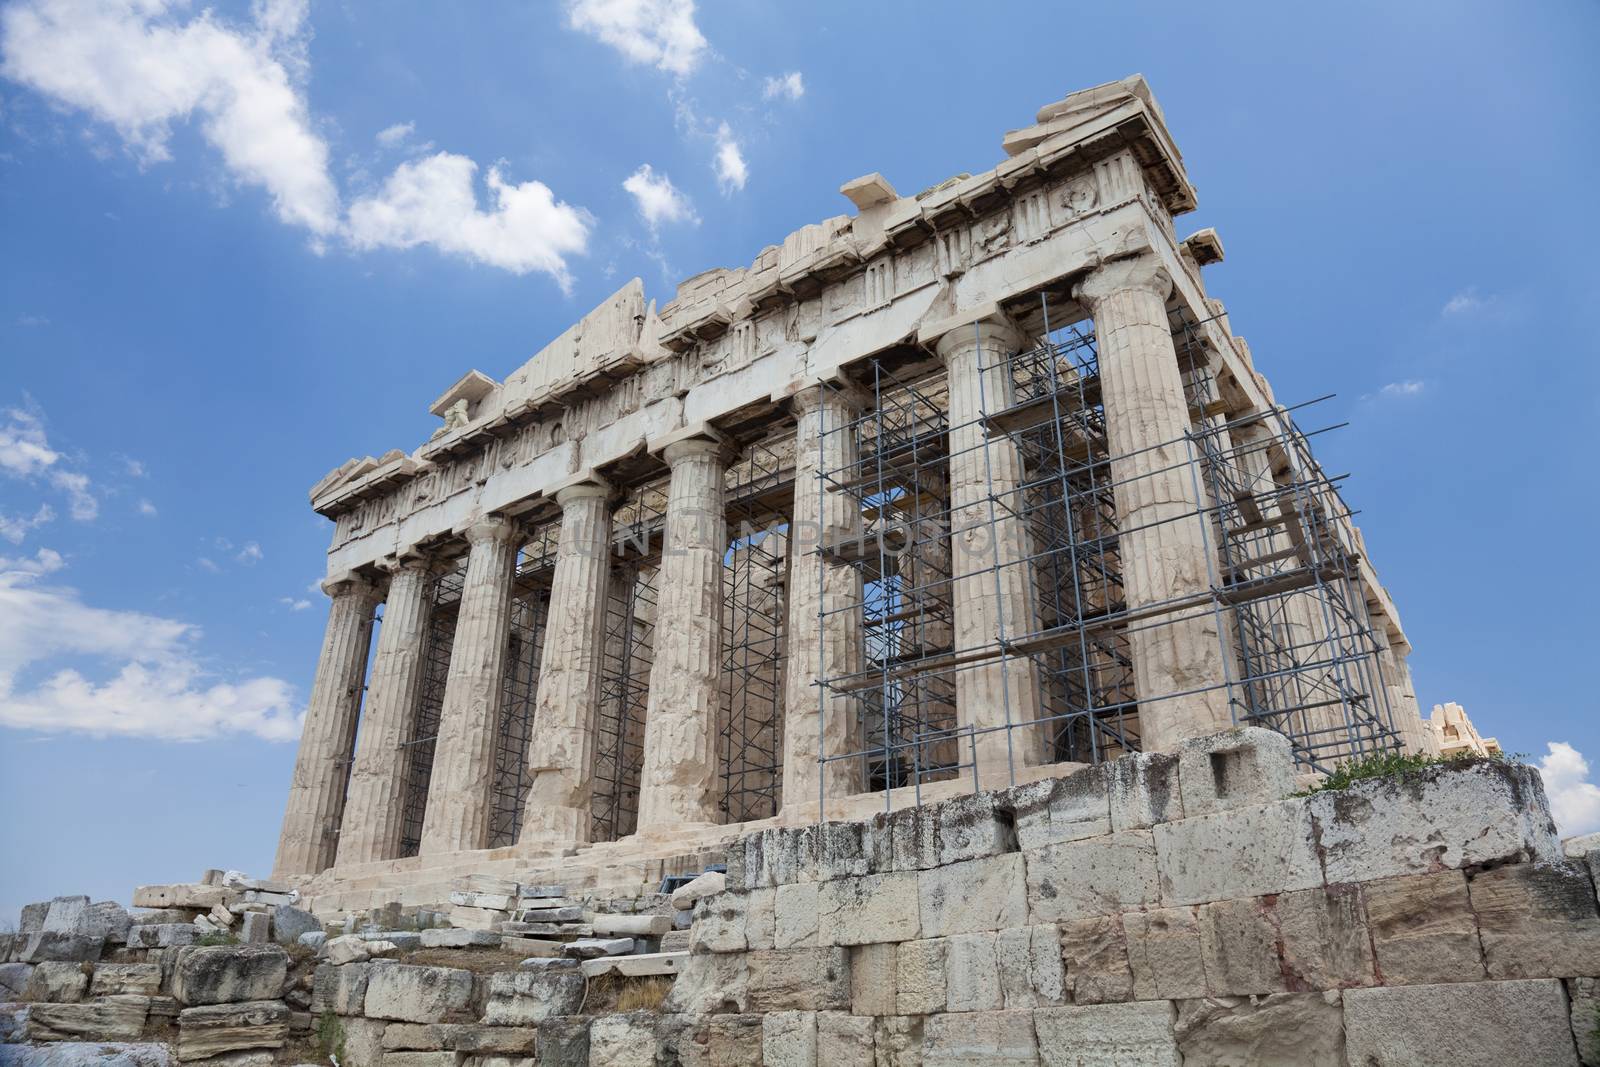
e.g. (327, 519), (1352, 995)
(2, 1), (1597, 919)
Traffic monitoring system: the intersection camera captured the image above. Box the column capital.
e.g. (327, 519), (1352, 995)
(1073, 254), (1173, 309)
(790, 383), (868, 421)
(321, 574), (381, 601)
(461, 514), (519, 547)
(928, 314), (1029, 363)
(555, 481), (612, 508)
(662, 436), (725, 466)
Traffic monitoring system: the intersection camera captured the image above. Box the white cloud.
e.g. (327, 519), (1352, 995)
(235, 540), (263, 565)
(50, 470), (97, 520)
(1377, 380), (1425, 399)
(17, 313), (49, 327)
(567, 0), (706, 77)
(279, 596), (311, 612)
(120, 455), (147, 477)
(1442, 288), (1482, 316)
(197, 557), (221, 574)
(0, 550), (301, 741)
(347, 152), (591, 288)
(0, 503), (55, 544)
(0, 407), (61, 477)
(0, 0), (340, 236)
(622, 163), (696, 231)
(762, 71), (803, 101)
(137, 498), (157, 517)
(713, 122), (746, 193)
(375, 120), (414, 148)
(1540, 741), (1600, 839)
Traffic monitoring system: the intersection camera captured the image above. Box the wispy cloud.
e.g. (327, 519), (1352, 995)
(623, 163), (697, 232)
(375, 121), (414, 148)
(0, 503), (54, 544)
(1540, 741), (1600, 838)
(119, 455), (147, 478)
(235, 541), (263, 565)
(1377, 380), (1425, 399)
(762, 71), (804, 101)
(137, 498), (157, 517)
(0, 549), (302, 742)
(566, 0), (707, 78)
(278, 596), (311, 612)
(16, 314), (49, 327)
(1442, 287), (1482, 316)
(713, 122), (746, 193)
(0, 405), (98, 522)
(196, 557), (221, 574)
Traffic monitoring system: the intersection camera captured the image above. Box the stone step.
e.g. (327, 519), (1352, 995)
(561, 937), (634, 959)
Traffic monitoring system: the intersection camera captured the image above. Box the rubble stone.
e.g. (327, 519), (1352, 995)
(1057, 916), (1132, 1004)
(1174, 991), (1344, 1066)
(310, 962), (373, 1015)
(670, 871), (727, 910)
(481, 970), (585, 1026)
(174, 1000), (288, 1061)
(362, 964), (473, 1024)
(172, 946), (288, 1006)
(381, 1023), (539, 1054)
(270, 906), (321, 946)
(89, 964), (162, 998)
(660, 952), (748, 1014)
(25, 962), (89, 1003)
(26, 996), (151, 1043)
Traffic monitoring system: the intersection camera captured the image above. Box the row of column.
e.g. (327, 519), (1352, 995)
(273, 253), (1221, 879)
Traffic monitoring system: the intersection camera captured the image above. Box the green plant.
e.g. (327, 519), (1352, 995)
(316, 1010), (346, 1064)
(1295, 749), (1516, 797)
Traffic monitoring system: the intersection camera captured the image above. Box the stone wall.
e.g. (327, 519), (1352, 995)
(7, 730), (1599, 1066)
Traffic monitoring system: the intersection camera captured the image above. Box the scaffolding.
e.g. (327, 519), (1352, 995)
(815, 291), (1403, 802)
(486, 525), (558, 848)
(398, 562), (464, 857)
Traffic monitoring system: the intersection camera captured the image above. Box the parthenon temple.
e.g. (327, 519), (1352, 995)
(274, 75), (1436, 898)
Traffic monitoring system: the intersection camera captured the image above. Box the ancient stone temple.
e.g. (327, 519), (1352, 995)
(273, 74), (1437, 901)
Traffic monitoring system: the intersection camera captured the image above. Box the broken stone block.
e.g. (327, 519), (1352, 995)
(660, 951), (748, 1014)
(1006, 766), (1112, 850)
(762, 1011), (816, 1067)
(848, 942), (896, 1016)
(562, 938), (633, 959)
(25, 961), (89, 1003)
(363, 931), (422, 951)
(417, 928), (499, 949)
(919, 854), (1027, 937)
(175, 1000), (288, 1061)
(744, 886), (776, 952)
(208, 905), (236, 929)
(1197, 896), (1284, 996)
(516, 907), (581, 923)
(930, 792), (1018, 867)
(817, 1011), (874, 1067)
(26, 995), (151, 1042)
(270, 905), (320, 946)
(995, 925), (1065, 1008)
(125, 925), (198, 950)
(516, 883), (566, 899)
(1023, 830), (1160, 923)
(90, 964), (163, 998)
(500, 936), (561, 958)
(171, 945), (288, 1005)
(1568, 977), (1600, 1067)
(0, 1042), (177, 1067)
(338, 1015), (389, 1067)
(895, 938), (946, 1016)
(1174, 991), (1345, 1066)
(873, 1015), (925, 1067)
(1124, 906), (1207, 1001)
(87, 903), (133, 945)
(362, 964), (473, 1024)
(378, 1053), (455, 1067)
(448, 892), (512, 912)
(923, 1009), (1038, 1066)
(1276, 884), (1376, 989)
(1034, 1001), (1179, 1066)
(310, 962), (372, 1015)
(1058, 916), (1133, 1005)
(669, 871), (727, 910)
(817, 873), (920, 946)
(531, 1015), (589, 1067)
(132, 886), (229, 911)
(480, 970), (584, 1025)
(774, 882), (820, 950)
(1152, 799), (1322, 906)
(1470, 860), (1600, 979)
(590, 913), (672, 937)
(1105, 750), (1183, 832)
(746, 948), (850, 1012)
(944, 932), (1002, 1012)
(325, 935), (374, 966)
(382, 1022), (539, 1054)
(238, 913), (270, 945)
(1307, 760), (1559, 884)
(517, 957), (577, 971)
(588, 1013), (672, 1067)
(1175, 727), (1296, 818)
(20, 901), (50, 934)
(692, 892), (749, 954)
(0, 962), (31, 999)
(1343, 979), (1579, 1066)
(884, 804), (939, 874)
(21, 897), (107, 964)
(580, 951), (685, 979)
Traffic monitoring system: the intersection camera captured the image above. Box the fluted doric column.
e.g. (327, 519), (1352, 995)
(937, 318), (1046, 776)
(335, 557), (434, 866)
(518, 483), (614, 846)
(636, 438), (726, 831)
(272, 577), (380, 878)
(783, 387), (866, 809)
(419, 516), (520, 855)
(1074, 255), (1231, 751)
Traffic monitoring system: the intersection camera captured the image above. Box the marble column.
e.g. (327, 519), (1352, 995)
(937, 319), (1046, 775)
(335, 557), (433, 866)
(518, 483), (613, 846)
(272, 577), (380, 878)
(418, 517), (520, 855)
(636, 438), (727, 831)
(782, 387), (866, 809)
(1074, 255), (1232, 752)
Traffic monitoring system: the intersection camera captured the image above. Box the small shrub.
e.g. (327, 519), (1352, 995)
(1296, 748), (1517, 797)
(613, 976), (673, 1012)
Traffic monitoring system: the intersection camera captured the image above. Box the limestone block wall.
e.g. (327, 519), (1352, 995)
(650, 728), (1600, 1066)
